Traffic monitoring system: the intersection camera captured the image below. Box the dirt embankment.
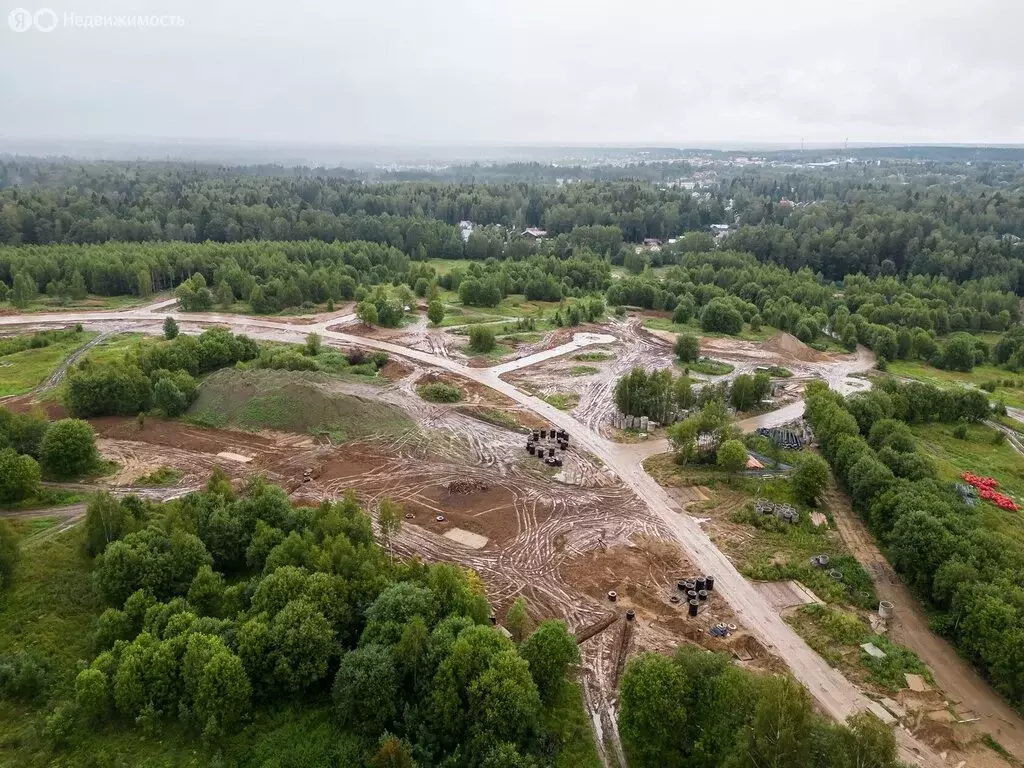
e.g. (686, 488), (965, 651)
(826, 487), (1024, 763)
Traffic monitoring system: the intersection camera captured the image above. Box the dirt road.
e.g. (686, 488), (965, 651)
(0, 303), (943, 766)
(827, 489), (1024, 759)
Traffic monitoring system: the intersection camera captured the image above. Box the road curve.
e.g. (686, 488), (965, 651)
(0, 306), (940, 766)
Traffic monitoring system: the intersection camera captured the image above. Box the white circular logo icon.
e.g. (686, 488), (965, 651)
(34, 7), (58, 31)
(8, 7), (33, 31)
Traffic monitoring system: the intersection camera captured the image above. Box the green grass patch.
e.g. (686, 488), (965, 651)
(643, 454), (876, 608)
(0, 488), (83, 513)
(0, 331), (98, 397)
(572, 351), (612, 362)
(567, 365), (599, 377)
(887, 359), (1024, 408)
(134, 466), (181, 486)
(79, 332), (151, 367)
(911, 421), (1024, 540)
(732, 505), (877, 609)
(417, 382), (463, 403)
(188, 368), (414, 441)
(460, 342), (513, 361)
(764, 365), (792, 378)
(641, 316), (775, 343)
(982, 734), (1018, 764)
(787, 604), (932, 692)
(543, 392), (580, 411)
(994, 413), (1024, 437)
(681, 358), (735, 376)
(0, 525), (100, 672)
(542, 681), (603, 768)
(0, 293), (161, 314)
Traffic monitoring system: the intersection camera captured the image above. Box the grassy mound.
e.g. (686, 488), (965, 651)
(188, 368), (413, 441)
(417, 382), (463, 403)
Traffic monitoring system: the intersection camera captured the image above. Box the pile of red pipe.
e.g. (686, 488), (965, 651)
(962, 472), (1020, 511)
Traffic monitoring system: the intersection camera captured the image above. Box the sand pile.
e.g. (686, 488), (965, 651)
(761, 332), (830, 363)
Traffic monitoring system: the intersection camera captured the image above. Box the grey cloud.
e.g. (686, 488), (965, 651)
(0, 0), (1021, 146)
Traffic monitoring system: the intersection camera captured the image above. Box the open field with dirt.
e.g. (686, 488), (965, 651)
(0, 299), (992, 767)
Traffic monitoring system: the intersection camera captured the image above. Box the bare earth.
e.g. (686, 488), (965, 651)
(0, 300), (993, 768)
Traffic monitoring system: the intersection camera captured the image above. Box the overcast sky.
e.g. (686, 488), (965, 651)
(2, 0), (1022, 147)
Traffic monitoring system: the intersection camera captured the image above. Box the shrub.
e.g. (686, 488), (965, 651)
(418, 383), (462, 403)
(39, 419), (98, 479)
(952, 424), (968, 440)
(717, 439), (748, 472)
(674, 333), (699, 363)
(0, 448), (41, 502)
(0, 650), (49, 702)
(468, 325), (496, 353)
(427, 300), (445, 325)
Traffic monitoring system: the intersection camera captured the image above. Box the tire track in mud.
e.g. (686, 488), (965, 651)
(0, 308), (941, 768)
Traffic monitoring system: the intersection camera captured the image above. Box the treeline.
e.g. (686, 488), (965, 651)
(0, 238), (619, 313)
(805, 380), (1024, 706)
(65, 328), (259, 417)
(0, 160), (724, 245)
(620, 645), (903, 768)
(611, 250), (1020, 359)
(728, 196), (1024, 289)
(440, 254), (612, 306)
(64, 479), (584, 765)
(0, 407), (102, 501)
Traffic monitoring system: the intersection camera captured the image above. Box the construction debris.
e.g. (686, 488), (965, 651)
(861, 642), (887, 659)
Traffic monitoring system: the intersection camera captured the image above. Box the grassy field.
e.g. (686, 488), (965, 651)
(543, 392), (581, 411)
(438, 293), (596, 329)
(460, 342), (514, 361)
(681, 358), (735, 376)
(643, 455), (876, 608)
(79, 332), (151, 366)
(0, 331), (98, 397)
(642, 316), (775, 343)
(568, 365), (599, 377)
(786, 604), (932, 693)
(0, 488), (83, 513)
(188, 368), (414, 441)
(886, 360), (1024, 408)
(911, 421), (1024, 540)
(0, 293), (164, 314)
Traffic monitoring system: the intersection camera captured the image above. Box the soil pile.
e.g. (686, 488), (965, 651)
(189, 368), (414, 441)
(762, 332), (830, 363)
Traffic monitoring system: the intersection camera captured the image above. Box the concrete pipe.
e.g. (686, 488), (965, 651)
(879, 600), (895, 619)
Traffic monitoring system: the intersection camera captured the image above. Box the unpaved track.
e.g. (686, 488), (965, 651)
(828, 489), (1024, 759)
(0, 305), (942, 767)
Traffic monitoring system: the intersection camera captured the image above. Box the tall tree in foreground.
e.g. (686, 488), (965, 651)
(377, 499), (402, 564)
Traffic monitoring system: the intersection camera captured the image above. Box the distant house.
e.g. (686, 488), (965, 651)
(778, 198), (796, 209)
(643, 238), (662, 250)
(520, 227), (548, 239)
(458, 220), (474, 243)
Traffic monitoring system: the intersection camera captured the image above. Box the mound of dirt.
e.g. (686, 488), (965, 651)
(447, 479), (489, 494)
(761, 332), (830, 363)
(189, 368), (414, 441)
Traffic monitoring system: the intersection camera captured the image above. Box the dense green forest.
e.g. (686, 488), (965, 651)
(805, 380), (1024, 706)
(5, 156), (1024, 286)
(0, 480), (592, 766)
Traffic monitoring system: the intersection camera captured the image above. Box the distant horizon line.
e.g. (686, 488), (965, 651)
(3, 137), (1024, 151)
